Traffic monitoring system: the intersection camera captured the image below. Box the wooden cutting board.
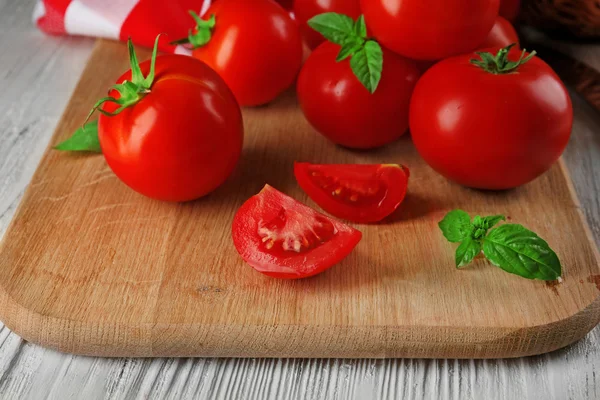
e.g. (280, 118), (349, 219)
(0, 40), (599, 358)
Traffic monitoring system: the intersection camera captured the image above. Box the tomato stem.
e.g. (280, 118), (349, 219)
(55, 35), (161, 153)
(470, 43), (537, 74)
(170, 12), (216, 49)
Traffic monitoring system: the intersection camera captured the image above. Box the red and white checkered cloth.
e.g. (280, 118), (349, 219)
(33, 0), (213, 54)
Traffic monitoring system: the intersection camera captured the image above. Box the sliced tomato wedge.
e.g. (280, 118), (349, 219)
(232, 185), (362, 279)
(294, 163), (410, 223)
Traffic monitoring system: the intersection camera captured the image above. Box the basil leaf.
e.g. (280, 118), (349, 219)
(54, 120), (102, 153)
(455, 237), (482, 268)
(481, 215), (505, 230)
(336, 39), (364, 62)
(308, 12), (356, 45)
(483, 224), (561, 280)
(439, 209), (472, 243)
(350, 40), (383, 94)
(354, 15), (367, 38)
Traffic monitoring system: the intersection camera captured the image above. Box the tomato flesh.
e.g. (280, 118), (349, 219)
(232, 185), (362, 279)
(295, 163), (409, 223)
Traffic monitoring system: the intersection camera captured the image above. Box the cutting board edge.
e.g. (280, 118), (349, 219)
(1, 283), (598, 359)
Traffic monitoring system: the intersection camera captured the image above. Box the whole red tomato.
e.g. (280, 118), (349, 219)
(361, 0), (500, 60)
(480, 16), (520, 49)
(190, 0), (303, 106)
(409, 47), (573, 189)
(99, 55), (243, 201)
(499, 0), (520, 21)
(297, 42), (420, 149)
(293, 0), (361, 49)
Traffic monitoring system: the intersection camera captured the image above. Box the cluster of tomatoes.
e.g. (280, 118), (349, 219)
(59, 0), (573, 279)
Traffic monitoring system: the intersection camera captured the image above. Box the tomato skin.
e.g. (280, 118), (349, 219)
(275, 0), (293, 9)
(361, 0), (500, 61)
(232, 185), (362, 279)
(295, 163), (409, 223)
(293, 0), (361, 49)
(480, 17), (519, 49)
(409, 49), (573, 190)
(99, 55), (243, 202)
(192, 0), (303, 106)
(297, 42), (420, 149)
(499, 0), (520, 22)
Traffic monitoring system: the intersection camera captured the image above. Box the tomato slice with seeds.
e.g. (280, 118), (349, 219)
(294, 163), (410, 223)
(232, 185), (362, 279)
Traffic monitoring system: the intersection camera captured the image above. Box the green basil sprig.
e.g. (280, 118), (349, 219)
(308, 13), (383, 93)
(439, 210), (562, 281)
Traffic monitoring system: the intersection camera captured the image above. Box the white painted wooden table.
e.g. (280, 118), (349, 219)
(1, 0), (599, 398)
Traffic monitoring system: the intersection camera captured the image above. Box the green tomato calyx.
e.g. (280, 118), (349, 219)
(170, 12), (216, 49)
(470, 43), (537, 74)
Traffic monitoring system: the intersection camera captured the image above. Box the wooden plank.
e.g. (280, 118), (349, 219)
(0, 38), (598, 359)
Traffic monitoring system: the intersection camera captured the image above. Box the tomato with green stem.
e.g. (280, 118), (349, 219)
(173, 0), (303, 106)
(232, 185), (362, 279)
(56, 37), (243, 202)
(293, 0), (361, 49)
(361, 0), (500, 61)
(409, 45), (572, 190)
(297, 13), (419, 149)
(294, 163), (410, 223)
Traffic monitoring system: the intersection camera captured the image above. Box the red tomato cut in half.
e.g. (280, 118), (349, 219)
(294, 163), (409, 223)
(232, 185), (362, 279)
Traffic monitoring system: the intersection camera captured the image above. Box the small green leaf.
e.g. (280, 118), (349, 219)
(350, 40), (382, 93)
(336, 39), (364, 62)
(439, 210), (472, 243)
(188, 12), (216, 48)
(483, 224), (562, 280)
(54, 120), (101, 153)
(143, 34), (161, 88)
(354, 15), (367, 38)
(455, 237), (482, 268)
(308, 12), (356, 45)
(470, 43), (537, 74)
(481, 215), (505, 230)
(128, 37), (144, 85)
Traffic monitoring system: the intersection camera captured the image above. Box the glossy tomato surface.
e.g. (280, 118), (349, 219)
(295, 163), (409, 223)
(232, 185), (362, 279)
(499, 0), (520, 21)
(293, 0), (361, 49)
(409, 49), (573, 190)
(99, 55), (243, 202)
(480, 17), (519, 49)
(192, 0), (303, 106)
(297, 42), (420, 149)
(361, 0), (500, 60)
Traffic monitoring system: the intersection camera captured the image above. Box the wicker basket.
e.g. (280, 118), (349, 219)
(522, 0), (600, 39)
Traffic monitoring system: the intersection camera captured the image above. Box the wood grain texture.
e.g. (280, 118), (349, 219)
(1, 0), (600, 398)
(0, 38), (599, 359)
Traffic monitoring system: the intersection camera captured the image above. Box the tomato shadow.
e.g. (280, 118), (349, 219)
(380, 192), (442, 224)
(187, 144), (299, 208)
(283, 243), (416, 293)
